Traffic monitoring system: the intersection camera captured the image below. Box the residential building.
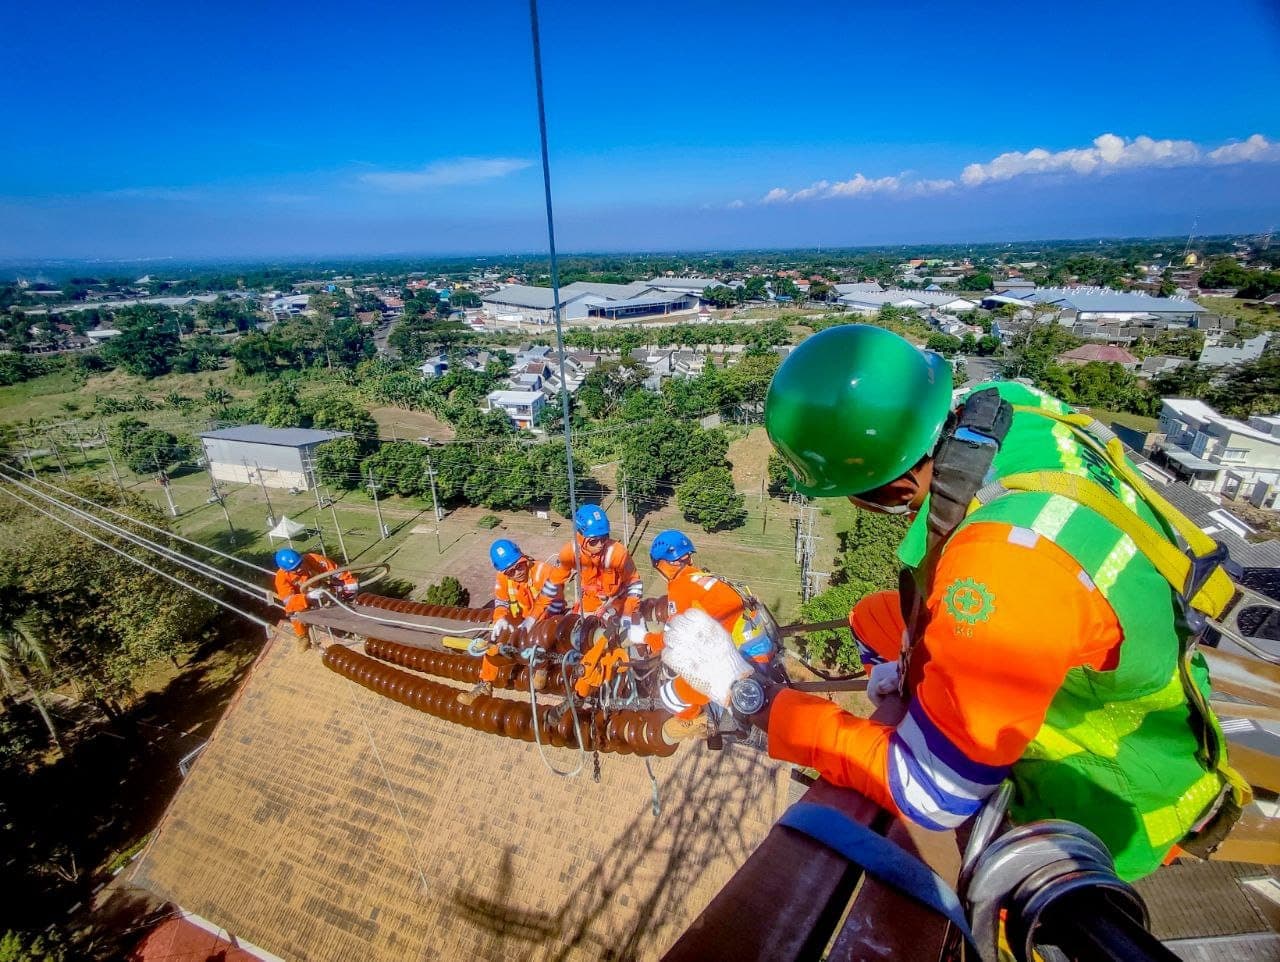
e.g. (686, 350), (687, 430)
(1198, 333), (1270, 367)
(199, 426), (349, 491)
(833, 282), (883, 295)
(1155, 398), (1280, 501)
(270, 294), (311, 320)
(1140, 355), (1188, 378)
(417, 354), (449, 378)
(486, 389), (545, 429)
(1055, 344), (1139, 369)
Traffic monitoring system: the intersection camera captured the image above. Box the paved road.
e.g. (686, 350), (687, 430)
(957, 354), (1000, 386)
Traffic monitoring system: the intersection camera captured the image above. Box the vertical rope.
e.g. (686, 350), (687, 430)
(528, 0), (585, 594)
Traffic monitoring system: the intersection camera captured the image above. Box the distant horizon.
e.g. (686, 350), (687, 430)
(0, 230), (1263, 279)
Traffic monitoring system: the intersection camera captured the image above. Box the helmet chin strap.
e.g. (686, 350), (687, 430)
(850, 468), (921, 516)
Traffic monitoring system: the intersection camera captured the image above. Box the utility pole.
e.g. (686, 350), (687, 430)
(155, 463), (178, 517)
(99, 422), (124, 490)
(45, 431), (68, 479)
(209, 476), (236, 540)
(367, 468), (389, 539)
(620, 470), (630, 548)
(67, 423), (90, 469)
(425, 455), (442, 522)
(15, 427), (36, 476)
(328, 497), (349, 563)
(249, 461), (275, 527)
(314, 507), (327, 556)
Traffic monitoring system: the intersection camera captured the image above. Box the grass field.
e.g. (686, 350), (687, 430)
(1196, 296), (1280, 331)
(1080, 407), (1158, 433)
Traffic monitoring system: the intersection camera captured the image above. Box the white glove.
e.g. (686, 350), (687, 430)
(519, 616), (536, 633)
(627, 622), (646, 646)
(660, 609), (752, 707)
(867, 660), (902, 707)
(489, 621), (507, 641)
(306, 589), (325, 601)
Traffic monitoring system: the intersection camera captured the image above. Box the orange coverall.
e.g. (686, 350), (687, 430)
(555, 539), (643, 618)
(767, 521), (1122, 831)
(275, 553), (356, 637)
(649, 566), (770, 719)
(480, 560), (566, 685)
(554, 538), (643, 697)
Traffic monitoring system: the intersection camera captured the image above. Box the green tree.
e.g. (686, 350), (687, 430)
(766, 453), (793, 496)
(99, 305), (181, 377)
(926, 333), (963, 356)
(0, 928), (67, 962)
(676, 466), (747, 531)
(108, 419), (185, 473)
(1197, 257), (1251, 290)
(361, 441), (427, 497)
(958, 273), (994, 292)
(203, 386), (233, 412)
(0, 612), (59, 749)
(313, 436), (364, 489)
(1205, 351), (1280, 418)
(796, 581), (872, 671)
(424, 576), (469, 607)
(0, 480), (218, 713)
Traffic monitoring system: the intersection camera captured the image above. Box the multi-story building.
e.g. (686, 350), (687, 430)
(1156, 398), (1280, 504)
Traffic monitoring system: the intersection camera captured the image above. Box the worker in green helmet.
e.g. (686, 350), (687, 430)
(660, 323), (1249, 882)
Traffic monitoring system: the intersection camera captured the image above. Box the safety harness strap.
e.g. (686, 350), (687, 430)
(778, 801), (976, 947)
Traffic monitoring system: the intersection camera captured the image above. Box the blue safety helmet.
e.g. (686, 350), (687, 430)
(650, 529), (696, 566)
(275, 548), (303, 571)
(573, 504), (610, 538)
(489, 538), (524, 572)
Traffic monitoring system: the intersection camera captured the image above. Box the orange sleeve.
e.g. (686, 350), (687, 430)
(275, 569), (299, 601)
(767, 522), (1121, 830)
(612, 548), (643, 617)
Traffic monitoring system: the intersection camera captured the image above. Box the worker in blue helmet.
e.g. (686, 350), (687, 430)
(458, 538), (566, 704)
(646, 529), (780, 743)
(274, 547), (357, 646)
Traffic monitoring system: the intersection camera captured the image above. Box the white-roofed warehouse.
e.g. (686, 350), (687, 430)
(199, 425), (350, 491)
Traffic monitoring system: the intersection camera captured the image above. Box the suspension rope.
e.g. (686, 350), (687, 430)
(0, 482), (274, 631)
(528, 0), (585, 606)
(527, 647), (587, 778)
(0, 467), (274, 605)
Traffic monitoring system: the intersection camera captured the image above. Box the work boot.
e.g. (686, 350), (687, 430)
(532, 668), (548, 692)
(456, 681), (492, 706)
(662, 713), (711, 745)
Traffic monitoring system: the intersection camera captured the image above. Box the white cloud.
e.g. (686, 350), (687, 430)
(753, 131), (1277, 205)
(360, 157), (532, 191)
(1208, 133), (1279, 164)
(727, 198), (745, 209)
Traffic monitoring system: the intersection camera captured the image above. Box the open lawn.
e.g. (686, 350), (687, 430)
(1080, 407), (1158, 433)
(369, 405), (456, 442)
(1196, 296), (1280, 332)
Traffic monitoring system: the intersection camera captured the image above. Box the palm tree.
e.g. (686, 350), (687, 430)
(0, 613), (60, 751)
(203, 386), (232, 413)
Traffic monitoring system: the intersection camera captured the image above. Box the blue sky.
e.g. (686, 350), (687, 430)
(3, 0), (1279, 259)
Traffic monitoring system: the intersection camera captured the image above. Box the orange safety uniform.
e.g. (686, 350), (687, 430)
(480, 560), (566, 685)
(555, 539), (642, 619)
(553, 538), (642, 698)
(275, 553), (356, 637)
(649, 566), (770, 719)
(766, 521), (1123, 831)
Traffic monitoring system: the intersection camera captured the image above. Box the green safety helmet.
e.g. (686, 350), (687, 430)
(765, 324), (954, 497)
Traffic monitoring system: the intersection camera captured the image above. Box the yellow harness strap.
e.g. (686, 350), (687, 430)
(993, 407), (1237, 619)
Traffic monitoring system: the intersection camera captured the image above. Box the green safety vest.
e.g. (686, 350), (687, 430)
(898, 381), (1244, 881)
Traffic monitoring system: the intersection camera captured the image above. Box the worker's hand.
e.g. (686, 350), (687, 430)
(489, 621), (508, 641)
(867, 660), (902, 707)
(340, 582), (358, 599)
(626, 622), (646, 646)
(661, 609), (752, 707)
(519, 616), (536, 633)
(306, 589), (325, 602)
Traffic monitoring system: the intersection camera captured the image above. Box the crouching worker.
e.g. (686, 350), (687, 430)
(646, 529), (779, 744)
(274, 548), (357, 645)
(458, 539), (566, 705)
(550, 504), (643, 707)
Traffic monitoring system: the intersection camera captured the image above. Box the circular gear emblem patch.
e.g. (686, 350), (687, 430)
(943, 577), (995, 625)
